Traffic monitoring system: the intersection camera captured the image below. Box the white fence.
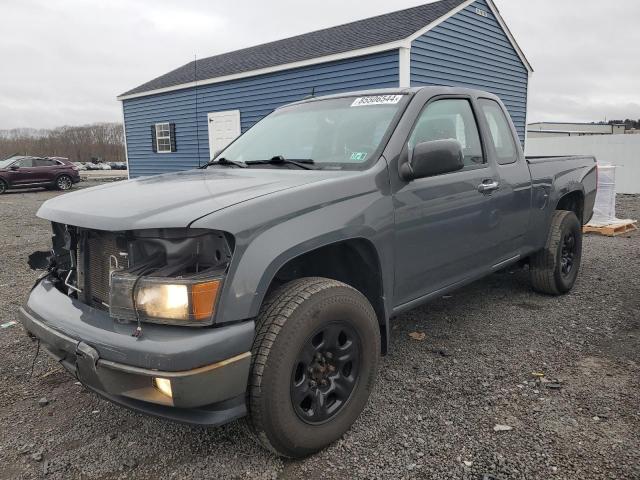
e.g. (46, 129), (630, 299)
(526, 135), (640, 194)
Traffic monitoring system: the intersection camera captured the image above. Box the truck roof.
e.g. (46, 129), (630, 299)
(279, 86), (501, 109)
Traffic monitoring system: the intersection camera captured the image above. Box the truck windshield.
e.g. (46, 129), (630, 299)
(215, 95), (408, 169)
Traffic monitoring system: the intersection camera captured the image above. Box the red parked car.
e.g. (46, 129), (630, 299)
(0, 156), (81, 194)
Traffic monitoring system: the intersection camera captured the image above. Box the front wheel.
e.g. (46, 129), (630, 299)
(530, 210), (583, 295)
(56, 175), (73, 191)
(0, 179), (7, 194)
(247, 277), (380, 458)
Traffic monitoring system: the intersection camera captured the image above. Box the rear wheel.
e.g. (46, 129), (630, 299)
(0, 179), (6, 194)
(530, 210), (583, 295)
(247, 277), (380, 458)
(56, 175), (73, 191)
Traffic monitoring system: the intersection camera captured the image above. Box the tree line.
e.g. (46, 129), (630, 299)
(0, 123), (125, 163)
(608, 119), (640, 130)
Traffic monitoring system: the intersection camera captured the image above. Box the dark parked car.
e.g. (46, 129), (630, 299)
(0, 156), (80, 194)
(21, 87), (596, 458)
(108, 162), (128, 170)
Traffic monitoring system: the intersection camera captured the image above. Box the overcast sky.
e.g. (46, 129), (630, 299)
(1, 0), (638, 129)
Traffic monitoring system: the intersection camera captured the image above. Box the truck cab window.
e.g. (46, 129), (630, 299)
(409, 99), (484, 168)
(478, 99), (517, 165)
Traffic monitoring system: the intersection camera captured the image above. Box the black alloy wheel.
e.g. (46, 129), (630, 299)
(560, 232), (577, 276)
(530, 210), (583, 295)
(291, 322), (361, 425)
(247, 277), (380, 458)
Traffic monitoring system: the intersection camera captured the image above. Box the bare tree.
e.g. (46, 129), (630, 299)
(0, 123), (125, 162)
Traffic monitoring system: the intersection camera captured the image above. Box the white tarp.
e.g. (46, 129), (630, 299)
(589, 165), (618, 226)
(588, 164), (634, 227)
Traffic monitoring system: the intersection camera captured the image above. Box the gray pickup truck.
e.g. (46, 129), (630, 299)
(20, 87), (596, 458)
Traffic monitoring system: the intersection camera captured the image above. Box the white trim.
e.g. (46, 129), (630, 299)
(154, 122), (172, 153)
(120, 103), (130, 179)
(404, 0), (476, 43)
(117, 0), (532, 101)
(398, 47), (411, 88)
(117, 41), (409, 101)
(484, 0), (534, 73)
(524, 70), (532, 149)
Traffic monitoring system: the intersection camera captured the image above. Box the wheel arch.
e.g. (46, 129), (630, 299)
(254, 237), (390, 354)
(555, 189), (585, 224)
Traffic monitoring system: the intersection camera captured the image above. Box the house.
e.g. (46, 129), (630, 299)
(118, 0), (532, 177)
(528, 122), (627, 139)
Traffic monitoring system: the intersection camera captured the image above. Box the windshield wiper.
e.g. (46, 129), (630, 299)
(202, 157), (247, 169)
(245, 156), (316, 170)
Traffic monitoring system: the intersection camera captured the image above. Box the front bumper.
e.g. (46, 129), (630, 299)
(19, 278), (254, 426)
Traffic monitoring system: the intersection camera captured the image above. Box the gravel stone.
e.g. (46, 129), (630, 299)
(1, 186), (639, 479)
(493, 424), (514, 432)
(18, 443), (35, 455)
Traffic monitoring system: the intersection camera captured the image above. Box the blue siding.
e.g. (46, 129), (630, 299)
(123, 51), (399, 177)
(410, 0), (528, 144)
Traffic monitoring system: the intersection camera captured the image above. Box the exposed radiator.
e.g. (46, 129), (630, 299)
(83, 232), (127, 308)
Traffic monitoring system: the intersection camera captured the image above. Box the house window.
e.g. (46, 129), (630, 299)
(155, 123), (171, 153)
(151, 122), (176, 153)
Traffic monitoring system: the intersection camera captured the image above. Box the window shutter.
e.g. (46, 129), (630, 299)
(169, 123), (177, 152)
(151, 125), (157, 153)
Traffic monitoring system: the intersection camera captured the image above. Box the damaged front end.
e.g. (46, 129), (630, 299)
(33, 222), (234, 327)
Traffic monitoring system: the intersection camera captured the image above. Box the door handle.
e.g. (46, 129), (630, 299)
(478, 180), (500, 194)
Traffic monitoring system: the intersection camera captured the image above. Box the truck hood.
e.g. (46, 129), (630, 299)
(37, 168), (343, 231)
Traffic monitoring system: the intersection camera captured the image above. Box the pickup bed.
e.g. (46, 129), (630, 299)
(20, 87), (596, 458)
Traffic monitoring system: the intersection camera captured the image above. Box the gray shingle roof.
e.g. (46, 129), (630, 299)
(121, 0), (467, 97)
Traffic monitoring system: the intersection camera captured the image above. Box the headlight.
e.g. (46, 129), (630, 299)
(109, 272), (222, 326)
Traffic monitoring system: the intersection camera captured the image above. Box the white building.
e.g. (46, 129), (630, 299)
(528, 122), (626, 139)
(526, 135), (640, 194)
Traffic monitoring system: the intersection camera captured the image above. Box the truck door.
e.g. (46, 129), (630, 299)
(475, 98), (531, 261)
(393, 97), (496, 307)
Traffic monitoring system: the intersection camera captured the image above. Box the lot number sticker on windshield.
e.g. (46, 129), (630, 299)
(351, 95), (403, 107)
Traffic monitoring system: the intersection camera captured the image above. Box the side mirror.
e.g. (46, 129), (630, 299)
(10, 165), (19, 171)
(400, 139), (464, 181)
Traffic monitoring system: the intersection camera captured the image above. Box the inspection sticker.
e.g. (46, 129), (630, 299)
(351, 95), (403, 107)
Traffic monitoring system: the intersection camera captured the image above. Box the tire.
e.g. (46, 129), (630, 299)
(530, 210), (583, 295)
(247, 277), (380, 458)
(0, 179), (6, 194)
(56, 175), (73, 191)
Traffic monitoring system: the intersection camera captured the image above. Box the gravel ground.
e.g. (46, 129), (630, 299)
(1, 185), (638, 480)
